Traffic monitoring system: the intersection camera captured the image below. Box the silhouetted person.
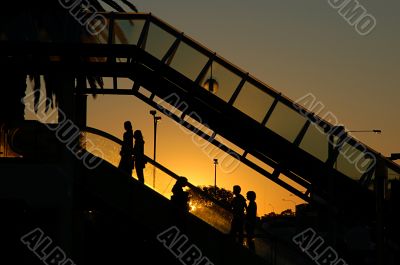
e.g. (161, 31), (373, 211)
(245, 191), (257, 252)
(118, 121), (134, 175)
(133, 129), (146, 183)
(171, 176), (189, 212)
(230, 185), (246, 244)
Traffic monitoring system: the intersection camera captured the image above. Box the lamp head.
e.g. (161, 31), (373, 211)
(203, 78), (219, 94)
(150, 110), (156, 116)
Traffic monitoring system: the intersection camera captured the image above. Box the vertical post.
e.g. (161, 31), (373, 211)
(150, 110), (161, 189)
(71, 76), (89, 261)
(375, 157), (386, 265)
(153, 117), (157, 189)
(213, 158), (218, 195)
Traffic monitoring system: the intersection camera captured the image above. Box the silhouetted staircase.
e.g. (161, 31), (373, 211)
(79, 126), (313, 265)
(79, 150), (267, 265)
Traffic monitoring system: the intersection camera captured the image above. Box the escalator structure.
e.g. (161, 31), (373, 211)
(70, 12), (400, 217)
(2, 11), (400, 260)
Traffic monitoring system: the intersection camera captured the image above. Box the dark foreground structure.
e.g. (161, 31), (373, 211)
(1, 3), (399, 265)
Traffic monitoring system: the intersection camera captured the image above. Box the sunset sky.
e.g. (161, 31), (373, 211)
(84, 0), (400, 216)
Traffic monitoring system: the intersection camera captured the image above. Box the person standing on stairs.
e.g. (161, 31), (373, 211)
(118, 121), (134, 176)
(133, 129), (146, 183)
(245, 191), (257, 252)
(229, 185), (247, 245)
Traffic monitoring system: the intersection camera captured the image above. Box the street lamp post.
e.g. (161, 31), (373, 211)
(348, 129), (385, 265)
(213, 158), (218, 195)
(150, 110), (161, 189)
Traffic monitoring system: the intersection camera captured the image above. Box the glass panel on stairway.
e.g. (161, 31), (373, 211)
(144, 22), (176, 60)
(83, 131), (121, 167)
(200, 62), (241, 102)
(188, 190), (232, 233)
(265, 102), (307, 142)
(81, 18), (109, 44)
(246, 154), (275, 174)
(113, 19), (145, 45)
(98, 77), (114, 90)
(335, 142), (375, 180)
(213, 135), (244, 156)
(154, 95), (185, 117)
(115, 78), (134, 89)
(299, 123), (329, 162)
(233, 82), (275, 122)
(149, 168), (175, 198)
(169, 42), (209, 81)
(138, 86), (152, 98)
(184, 115), (215, 137)
(279, 173), (309, 195)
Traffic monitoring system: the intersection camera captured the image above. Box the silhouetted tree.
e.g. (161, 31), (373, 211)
(280, 209), (295, 216)
(189, 185), (234, 209)
(263, 212), (277, 218)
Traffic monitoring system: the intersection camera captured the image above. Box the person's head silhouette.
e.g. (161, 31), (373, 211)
(246, 191), (256, 201)
(233, 185), (241, 196)
(133, 130), (143, 140)
(177, 176), (188, 187)
(124, 121), (132, 131)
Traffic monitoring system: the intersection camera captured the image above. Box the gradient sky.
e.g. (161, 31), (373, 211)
(85, 0), (400, 215)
